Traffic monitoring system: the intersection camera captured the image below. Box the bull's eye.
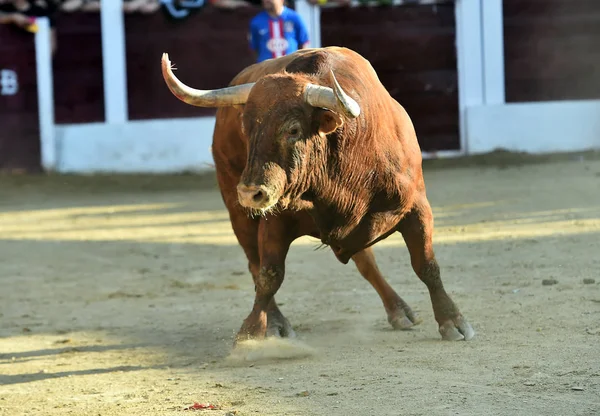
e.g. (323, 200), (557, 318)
(286, 127), (301, 141)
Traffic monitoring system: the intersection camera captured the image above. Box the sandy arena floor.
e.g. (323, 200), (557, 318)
(1, 152), (600, 415)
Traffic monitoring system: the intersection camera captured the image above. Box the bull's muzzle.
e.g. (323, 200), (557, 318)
(236, 183), (275, 210)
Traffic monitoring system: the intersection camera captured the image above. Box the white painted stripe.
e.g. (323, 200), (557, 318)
(455, 0), (484, 154)
(310, 5), (320, 48)
(101, 0), (128, 124)
(481, 0), (505, 105)
(295, 0), (319, 48)
(34, 17), (56, 171)
(272, 20), (283, 58)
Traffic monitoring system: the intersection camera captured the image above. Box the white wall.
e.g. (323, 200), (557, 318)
(467, 100), (600, 154)
(55, 118), (217, 173)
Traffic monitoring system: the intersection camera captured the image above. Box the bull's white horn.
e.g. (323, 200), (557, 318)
(304, 70), (360, 118)
(329, 70), (361, 118)
(161, 53), (255, 107)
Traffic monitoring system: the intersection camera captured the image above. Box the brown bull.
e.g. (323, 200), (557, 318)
(161, 46), (474, 343)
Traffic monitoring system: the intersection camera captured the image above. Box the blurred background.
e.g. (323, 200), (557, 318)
(2, 0), (598, 174)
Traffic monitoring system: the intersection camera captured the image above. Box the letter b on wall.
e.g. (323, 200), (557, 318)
(0, 69), (19, 96)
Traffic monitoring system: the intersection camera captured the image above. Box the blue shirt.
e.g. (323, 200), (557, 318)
(248, 7), (310, 63)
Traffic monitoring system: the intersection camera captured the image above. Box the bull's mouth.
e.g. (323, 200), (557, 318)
(236, 183), (281, 214)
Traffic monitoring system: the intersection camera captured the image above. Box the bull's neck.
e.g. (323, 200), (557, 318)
(309, 138), (379, 238)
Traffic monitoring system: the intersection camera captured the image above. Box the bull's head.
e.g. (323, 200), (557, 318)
(161, 53), (360, 214)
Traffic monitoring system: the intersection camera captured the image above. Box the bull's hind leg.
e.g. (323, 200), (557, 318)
(352, 248), (421, 329)
(235, 217), (296, 343)
(398, 197), (475, 341)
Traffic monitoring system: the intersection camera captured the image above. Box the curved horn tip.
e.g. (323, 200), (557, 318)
(329, 69), (361, 118)
(161, 53), (171, 74)
(329, 69), (344, 87)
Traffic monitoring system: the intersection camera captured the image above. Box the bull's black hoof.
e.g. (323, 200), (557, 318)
(266, 314), (296, 338)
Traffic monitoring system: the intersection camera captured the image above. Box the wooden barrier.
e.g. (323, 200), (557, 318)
(321, 2), (460, 152)
(124, 7), (257, 120)
(52, 13), (105, 124)
(0, 24), (41, 172)
(504, 0), (600, 102)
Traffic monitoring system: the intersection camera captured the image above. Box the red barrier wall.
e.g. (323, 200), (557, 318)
(0, 25), (41, 172)
(52, 13), (105, 124)
(321, 3), (460, 152)
(504, 0), (600, 102)
(125, 7), (258, 120)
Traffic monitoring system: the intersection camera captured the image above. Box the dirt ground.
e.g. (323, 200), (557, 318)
(1, 152), (600, 416)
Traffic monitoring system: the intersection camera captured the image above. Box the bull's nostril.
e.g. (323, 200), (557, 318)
(252, 190), (265, 203)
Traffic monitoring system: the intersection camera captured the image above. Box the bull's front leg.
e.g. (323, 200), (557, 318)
(235, 218), (294, 344)
(235, 264), (285, 342)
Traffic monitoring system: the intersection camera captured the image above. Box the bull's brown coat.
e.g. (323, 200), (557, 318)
(162, 46), (474, 343)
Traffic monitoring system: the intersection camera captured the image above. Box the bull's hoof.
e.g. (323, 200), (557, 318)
(266, 313), (296, 338)
(233, 317), (267, 346)
(232, 318), (296, 349)
(233, 330), (265, 346)
(388, 305), (422, 330)
(439, 316), (475, 341)
(233, 306), (296, 346)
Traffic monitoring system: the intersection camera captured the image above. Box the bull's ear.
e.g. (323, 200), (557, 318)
(318, 110), (344, 137)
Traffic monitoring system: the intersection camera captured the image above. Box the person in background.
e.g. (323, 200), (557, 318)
(248, 0), (309, 63)
(0, 0), (58, 55)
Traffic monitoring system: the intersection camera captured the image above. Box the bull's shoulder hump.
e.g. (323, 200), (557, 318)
(228, 47), (374, 86)
(284, 47), (374, 76)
